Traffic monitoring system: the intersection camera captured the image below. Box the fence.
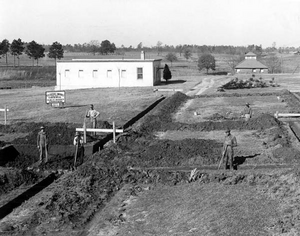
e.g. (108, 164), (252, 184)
(0, 105), (9, 125)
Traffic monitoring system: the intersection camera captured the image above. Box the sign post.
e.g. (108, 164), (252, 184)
(45, 91), (66, 108)
(0, 105), (9, 125)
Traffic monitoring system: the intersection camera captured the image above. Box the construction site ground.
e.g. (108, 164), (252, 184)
(1, 75), (300, 235)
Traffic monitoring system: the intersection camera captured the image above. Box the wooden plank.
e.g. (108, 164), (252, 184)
(277, 114), (300, 117)
(0, 109), (9, 112)
(76, 128), (123, 133)
(153, 88), (183, 92)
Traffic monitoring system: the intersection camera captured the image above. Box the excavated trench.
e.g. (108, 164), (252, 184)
(0, 96), (166, 221)
(2, 91), (300, 235)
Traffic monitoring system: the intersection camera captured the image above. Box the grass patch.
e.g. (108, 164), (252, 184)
(119, 182), (279, 235)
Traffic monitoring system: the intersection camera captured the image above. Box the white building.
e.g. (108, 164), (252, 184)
(55, 51), (162, 90)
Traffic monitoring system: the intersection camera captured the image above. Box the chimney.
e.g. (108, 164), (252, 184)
(141, 51), (145, 60)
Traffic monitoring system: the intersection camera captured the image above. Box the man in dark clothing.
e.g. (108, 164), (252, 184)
(222, 129), (237, 170)
(37, 126), (48, 163)
(241, 102), (253, 121)
(73, 131), (84, 168)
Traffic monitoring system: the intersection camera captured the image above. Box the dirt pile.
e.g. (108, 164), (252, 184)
(1, 121), (113, 170)
(134, 92), (189, 134)
(0, 168), (41, 197)
(219, 77), (278, 90)
(272, 147), (300, 163)
(195, 89), (290, 98)
(115, 135), (222, 167)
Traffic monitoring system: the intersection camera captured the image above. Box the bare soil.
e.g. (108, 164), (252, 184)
(1, 77), (300, 235)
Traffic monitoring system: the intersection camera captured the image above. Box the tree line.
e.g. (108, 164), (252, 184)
(0, 39), (117, 66)
(0, 39), (64, 66)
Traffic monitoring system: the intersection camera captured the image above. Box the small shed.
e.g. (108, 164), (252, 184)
(235, 52), (268, 74)
(55, 51), (162, 90)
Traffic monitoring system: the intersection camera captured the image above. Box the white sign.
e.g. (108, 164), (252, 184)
(45, 91), (66, 104)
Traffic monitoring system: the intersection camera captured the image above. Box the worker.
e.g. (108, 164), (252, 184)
(85, 104), (100, 135)
(73, 131), (84, 169)
(222, 129), (237, 170)
(241, 102), (253, 121)
(37, 126), (48, 163)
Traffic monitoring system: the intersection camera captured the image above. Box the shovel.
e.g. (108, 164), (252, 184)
(73, 142), (78, 169)
(218, 145), (227, 170)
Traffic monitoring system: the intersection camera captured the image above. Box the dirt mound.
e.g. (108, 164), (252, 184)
(195, 90), (290, 98)
(272, 147), (300, 163)
(115, 138), (222, 167)
(0, 168), (41, 197)
(1, 121), (112, 146)
(133, 92), (282, 133)
(135, 92), (189, 133)
(204, 113), (235, 121)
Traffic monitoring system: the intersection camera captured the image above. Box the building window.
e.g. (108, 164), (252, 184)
(137, 67), (143, 79)
(65, 69), (70, 78)
(121, 70), (126, 78)
(236, 69), (240, 73)
(107, 70), (112, 78)
(252, 69), (256, 73)
(92, 70), (98, 78)
(78, 70), (84, 78)
(260, 69), (264, 73)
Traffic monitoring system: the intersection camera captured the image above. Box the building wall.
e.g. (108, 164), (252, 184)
(56, 60), (161, 90)
(235, 68), (268, 74)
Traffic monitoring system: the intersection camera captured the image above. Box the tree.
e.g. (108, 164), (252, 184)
(176, 45), (183, 56)
(198, 53), (216, 74)
(263, 53), (281, 73)
(100, 40), (116, 55)
(165, 52), (178, 66)
(110, 43), (116, 53)
(88, 40), (100, 56)
(137, 42), (143, 50)
(163, 64), (172, 83)
(183, 48), (192, 61)
(48, 41), (64, 63)
(0, 39), (10, 65)
(10, 38), (24, 67)
(226, 54), (244, 74)
(156, 41), (163, 55)
(25, 41), (45, 66)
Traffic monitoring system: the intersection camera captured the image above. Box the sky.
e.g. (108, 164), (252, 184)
(1, 0), (300, 48)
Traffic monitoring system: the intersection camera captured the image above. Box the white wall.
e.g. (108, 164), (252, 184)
(55, 60), (161, 90)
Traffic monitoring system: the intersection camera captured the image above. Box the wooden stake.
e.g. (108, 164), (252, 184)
(4, 105), (7, 125)
(113, 121), (116, 143)
(83, 119), (87, 143)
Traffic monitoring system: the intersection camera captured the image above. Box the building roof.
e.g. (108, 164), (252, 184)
(57, 59), (161, 63)
(245, 52), (257, 56)
(235, 59), (268, 69)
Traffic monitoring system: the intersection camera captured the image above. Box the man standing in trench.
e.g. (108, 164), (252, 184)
(221, 129), (237, 170)
(85, 104), (100, 136)
(241, 102), (253, 121)
(73, 131), (84, 169)
(37, 126), (48, 163)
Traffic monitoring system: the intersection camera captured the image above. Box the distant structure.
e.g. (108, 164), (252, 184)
(55, 51), (162, 90)
(235, 52), (268, 74)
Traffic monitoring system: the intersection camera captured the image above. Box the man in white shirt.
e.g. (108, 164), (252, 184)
(85, 104), (100, 135)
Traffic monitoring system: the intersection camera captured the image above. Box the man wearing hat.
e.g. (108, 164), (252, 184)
(85, 104), (100, 136)
(37, 126), (48, 163)
(221, 129), (237, 170)
(73, 131), (84, 168)
(241, 102), (253, 121)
